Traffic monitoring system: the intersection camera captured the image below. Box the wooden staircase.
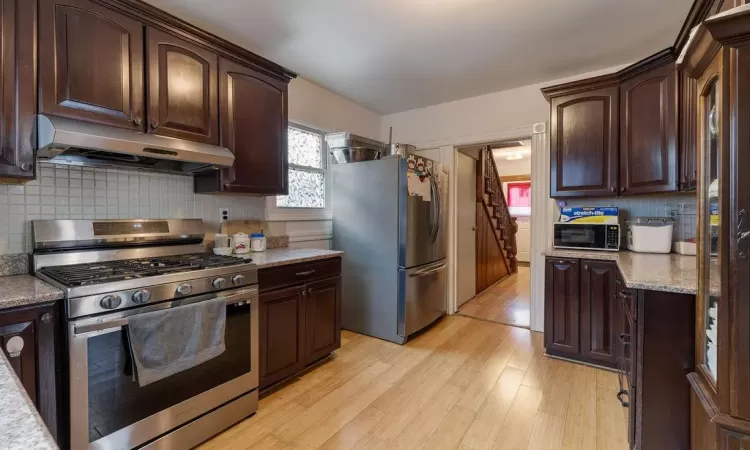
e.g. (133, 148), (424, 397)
(479, 148), (518, 276)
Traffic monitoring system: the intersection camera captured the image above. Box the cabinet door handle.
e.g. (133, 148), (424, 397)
(133, 117), (142, 127)
(583, 264), (588, 271)
(150, 120), (159, 130)
(296, 270), (316, 277)
(610, 187), (615, 193)
(41, 313), (52, 324)
(619, 333), (630, 344)
(620, 187), (626, 193)
(616, 389), (630, 408)
(739, 209), (750, 260)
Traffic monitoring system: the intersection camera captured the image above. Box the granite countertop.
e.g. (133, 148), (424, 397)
(0, 275), (65, 310)
(0, 351), (58, 449)
(544, 248), (714, 295)
(235, 248), (344, 268)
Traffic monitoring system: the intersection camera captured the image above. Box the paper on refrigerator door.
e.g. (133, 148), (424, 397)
(406, 155), (432, 201)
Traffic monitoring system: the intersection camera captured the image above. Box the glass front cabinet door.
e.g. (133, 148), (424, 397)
(679, 7), (750, 449)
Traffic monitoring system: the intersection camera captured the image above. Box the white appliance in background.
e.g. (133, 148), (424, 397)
(332, 154), (447, 345)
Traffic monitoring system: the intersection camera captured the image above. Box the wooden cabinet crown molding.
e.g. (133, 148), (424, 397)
(675, 0), (718, 52)
(678, 23), (721, 78)
(618, 48), (676, 82)
(543, 49), (676, 100)
(705, 3), (750, 45)
(90, 0), (297, 82)
(541, 73), (619, 101)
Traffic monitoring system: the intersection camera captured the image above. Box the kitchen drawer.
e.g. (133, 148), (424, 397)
(259, 257), (342, 292)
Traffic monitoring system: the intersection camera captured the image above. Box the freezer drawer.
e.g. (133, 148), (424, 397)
(398, 259), (447, 338)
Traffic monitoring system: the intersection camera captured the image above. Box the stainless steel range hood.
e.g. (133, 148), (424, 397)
(36, 115), (234, 173)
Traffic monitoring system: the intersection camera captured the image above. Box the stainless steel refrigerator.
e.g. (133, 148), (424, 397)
(332, 155), (447, 344)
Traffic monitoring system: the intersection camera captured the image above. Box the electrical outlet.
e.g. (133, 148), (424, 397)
(219, 208), (230, 223)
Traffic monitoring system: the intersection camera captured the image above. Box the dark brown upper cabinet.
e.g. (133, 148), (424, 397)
(544, 257), (580, 356)
(0, 0), (36, 180)
(194, 57), (288, 195)
(679, 71), (698, 191)
(147, 27), (218, 145)
(545, 79), (620, 198)
(543, 49), (699, 198)
(580, 260), (618, 366)
(619, 56), (678, 195)
(39, 0), (145, 131)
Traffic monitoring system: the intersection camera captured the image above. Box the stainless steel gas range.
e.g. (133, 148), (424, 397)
(31, 219), (259, 450)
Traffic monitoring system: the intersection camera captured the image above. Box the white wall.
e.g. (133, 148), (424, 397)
(381, 64), (629, 147)
(289, 77), (382, 140)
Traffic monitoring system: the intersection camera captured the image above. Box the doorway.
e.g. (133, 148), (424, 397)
(455, 139), (532, 329)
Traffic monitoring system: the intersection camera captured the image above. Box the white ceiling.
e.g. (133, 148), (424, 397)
(144, 0), (694, 114)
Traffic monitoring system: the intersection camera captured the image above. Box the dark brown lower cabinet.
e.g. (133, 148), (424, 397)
(0, 302), (61, 442)
(259, 258), (342, 390)
(544, 258), (580, 357)
(631, 289), (694, 449)
(544, 257), (619, 369)
(580, 260), (618, 366)
(305, 276), (342, 365)
(545, 256), (696, 449)
(259, 285), (306, 389)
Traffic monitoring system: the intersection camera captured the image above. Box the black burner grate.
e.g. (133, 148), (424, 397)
(41, 253), (251, 287)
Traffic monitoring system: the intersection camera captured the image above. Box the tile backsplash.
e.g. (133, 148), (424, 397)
(563, 193), (698, 244)
(1, 162), (265, 254)
(563, 194), (697, 221)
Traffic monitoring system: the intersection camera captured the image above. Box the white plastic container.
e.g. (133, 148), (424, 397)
(250, 232), (267, 252)
(626, 217), (675, 254)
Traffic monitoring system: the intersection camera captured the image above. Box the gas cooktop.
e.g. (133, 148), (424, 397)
(40, 253), (252, 287)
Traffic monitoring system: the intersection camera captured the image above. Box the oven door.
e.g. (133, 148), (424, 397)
(553, 223), (608, 250)
(68, 285), (259, 450)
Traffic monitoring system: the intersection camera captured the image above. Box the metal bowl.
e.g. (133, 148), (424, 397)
(330, 147), (381, 164)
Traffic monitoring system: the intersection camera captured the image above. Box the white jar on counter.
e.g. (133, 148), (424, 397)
(250, 232), (267, 252)
(231, 233), (250, 254)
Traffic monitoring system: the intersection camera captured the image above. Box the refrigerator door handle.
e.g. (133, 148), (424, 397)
(409, 262), (447, 277)
(433, 176), (441, 241)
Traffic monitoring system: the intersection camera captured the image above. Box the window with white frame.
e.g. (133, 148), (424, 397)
(267, 124), (330, 220)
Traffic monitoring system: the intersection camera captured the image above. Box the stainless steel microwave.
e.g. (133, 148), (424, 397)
(553, 222), (621, 251)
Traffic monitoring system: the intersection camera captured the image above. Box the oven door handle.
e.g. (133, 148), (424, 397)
(73, 286), (259, 335)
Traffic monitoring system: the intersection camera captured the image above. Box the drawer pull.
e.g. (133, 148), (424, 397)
(296, 270), (316, 277)
(618, 289), (631, 298)
(617, 389), (630, 408)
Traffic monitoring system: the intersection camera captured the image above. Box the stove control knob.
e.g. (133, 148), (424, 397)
(100, 295), (122, 310)
(176, 283), (192, 296)
(232, 274), (246, 286)
(132, 289), (152, 304)
(212, 278), (227, 289)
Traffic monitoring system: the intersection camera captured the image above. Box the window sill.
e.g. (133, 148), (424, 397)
(265, 197), (331, 222)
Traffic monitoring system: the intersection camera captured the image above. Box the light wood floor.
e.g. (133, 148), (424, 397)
(200, 315), (628, 450)
(458, 267), (531, 328)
